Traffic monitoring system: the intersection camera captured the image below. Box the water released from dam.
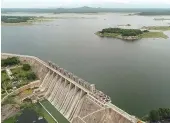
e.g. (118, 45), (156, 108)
(1, 13), (170, 117)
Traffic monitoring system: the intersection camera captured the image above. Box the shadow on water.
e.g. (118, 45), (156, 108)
(16, 108), (47, 123)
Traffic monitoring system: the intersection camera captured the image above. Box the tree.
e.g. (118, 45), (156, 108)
(1, 57), (20, 67)
(143, 30), (149, 33)
(158, 108), (170, 120)
(149, 110), (160, 122)
(26, 72), (36, 81)
(22, 64), (31, 71)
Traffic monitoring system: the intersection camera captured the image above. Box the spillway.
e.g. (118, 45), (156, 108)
(1, 53), (144, 123)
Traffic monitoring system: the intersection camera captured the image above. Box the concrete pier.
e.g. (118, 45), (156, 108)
(1, 53), (144, 123)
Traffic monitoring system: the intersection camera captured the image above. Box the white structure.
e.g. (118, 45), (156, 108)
(5, 68), (14, 80)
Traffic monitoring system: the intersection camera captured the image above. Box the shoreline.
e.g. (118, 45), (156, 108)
(95, 32), (140, 41)
(1, 22), (33, 26)
(1, 17), (55, 26)
(96, 31), (169, 41)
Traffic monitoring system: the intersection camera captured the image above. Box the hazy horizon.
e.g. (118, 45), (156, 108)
(1, 0), (170, 8)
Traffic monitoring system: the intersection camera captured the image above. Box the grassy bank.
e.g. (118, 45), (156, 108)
(140, 32), (168, 39)
(1, 16), (56, 26)
(1, 22), (33, 26)
(96, 32), (119, 38)
(2, 116), (16, 123)
(2, 112), (21, 123)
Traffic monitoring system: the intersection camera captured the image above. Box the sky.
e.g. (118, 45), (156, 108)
(1, 0), (170, 8)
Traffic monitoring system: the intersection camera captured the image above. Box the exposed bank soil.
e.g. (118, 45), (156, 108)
(1, 104), (20, 122)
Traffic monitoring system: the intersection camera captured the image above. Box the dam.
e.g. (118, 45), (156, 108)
(1, 53), (144, 123)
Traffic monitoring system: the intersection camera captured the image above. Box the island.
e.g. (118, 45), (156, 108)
(96, 27), (168, 41)
(1, 16), (35, 23)
(1, 16), (55, 25)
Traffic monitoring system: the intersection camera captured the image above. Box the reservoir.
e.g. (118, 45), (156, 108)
(1, 13), (170, 117)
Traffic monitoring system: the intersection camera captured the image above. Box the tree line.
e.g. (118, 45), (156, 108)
(1, 16), (34, 23)
(1, 57), (20, 67)
(100, 28), (143, 36)
(143, 108), (170, 122)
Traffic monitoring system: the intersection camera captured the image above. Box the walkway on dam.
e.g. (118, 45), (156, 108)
(40, 99), (70, 123)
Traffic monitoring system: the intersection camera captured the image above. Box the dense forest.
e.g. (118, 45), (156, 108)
(100, 28), (143, 36)
(1, 16), (34, 23)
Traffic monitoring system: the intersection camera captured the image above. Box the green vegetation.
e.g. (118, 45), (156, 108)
(2, 93), (7, 98)
(2, 112), (21, 123)
(1, 71), (10, 86)
(1, 71), (12, 94)
(3, 102), (56, 123)
(97, 32), (119, 38)
(1, 16), (34, 23)
(96, 27), (169, 40)
(26, 72), (36, 81)
(11, 67), (37, 87)
(141, 32), (168, 39)
(1, 57), (20, 67)
(100, 28), (143, 36)
(2, 115), (16, 123)
(2, 94), (17, 105)
(1, 58), (37, 93)
(142, 108), (170, 122)
(1, 16), (56, 25)
(142, 26), (170, 31)
(22, 64), (31, 71)
(2, 66), (36, 93)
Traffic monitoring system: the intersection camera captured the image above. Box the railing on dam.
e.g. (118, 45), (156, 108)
(47, 61), (111, 104)
(1, 53), (111, 104)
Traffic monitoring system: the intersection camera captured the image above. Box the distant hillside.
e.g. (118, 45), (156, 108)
(138, 10), (170, 16)
(2, 7), (170, 14)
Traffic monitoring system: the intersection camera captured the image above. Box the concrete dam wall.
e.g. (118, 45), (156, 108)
(2, 53), (143, 123)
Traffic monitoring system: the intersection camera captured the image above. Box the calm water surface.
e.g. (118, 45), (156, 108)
(2, 13), (170, 117)
(16, 109), (47, 123)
